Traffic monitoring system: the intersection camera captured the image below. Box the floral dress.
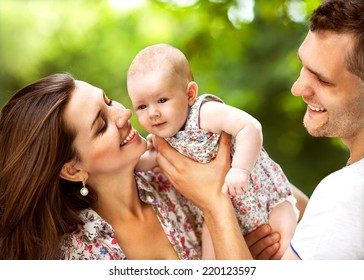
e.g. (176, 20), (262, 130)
(166, 93), (298, 235)
(58, 172), (203, 260)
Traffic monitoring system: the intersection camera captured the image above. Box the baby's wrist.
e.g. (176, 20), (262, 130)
(230, 167), (251, 176)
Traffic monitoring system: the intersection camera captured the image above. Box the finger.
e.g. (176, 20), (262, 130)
(154, 138), (176, 178)
(221, 183), (229, 196)
(234, 188), (242, 196)
(244, 224), (272, 247)
(249, 232), (281, 259)
(232, 186), (238, 196)
(221, 183), (232, 198)
(238, 186), (246, 195)
(256, 242), (280, 260)
(215, 132), (231, 163)
(146, 141), (152, 150)
(155, 136), (186, 170)
(151, 166), (162, 173)
(155, 154), (176, 185)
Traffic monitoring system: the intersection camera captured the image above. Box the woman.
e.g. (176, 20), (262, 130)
(0, 73), (307, 260)
(1, 73), (267, 259)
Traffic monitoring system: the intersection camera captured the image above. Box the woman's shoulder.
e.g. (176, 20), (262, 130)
(58, 209), (125, 260)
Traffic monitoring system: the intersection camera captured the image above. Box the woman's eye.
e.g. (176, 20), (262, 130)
(105, 96), (112, 106)
(98, 120), (108, 134)
(103, 92), (112, 106)
(159, 98), (167, 103)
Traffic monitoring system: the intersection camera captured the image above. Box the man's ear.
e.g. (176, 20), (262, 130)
(186, 81), (198, 106)
(59, 160), (85, 182)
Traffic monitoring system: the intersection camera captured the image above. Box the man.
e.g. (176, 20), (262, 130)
(286, 0), (364, 259)
(155, 0), (364, 260)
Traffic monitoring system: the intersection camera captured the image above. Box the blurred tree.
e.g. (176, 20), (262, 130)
(0, 0), (349, 196)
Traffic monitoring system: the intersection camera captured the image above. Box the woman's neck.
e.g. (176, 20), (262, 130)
(92, 171), (145, 224)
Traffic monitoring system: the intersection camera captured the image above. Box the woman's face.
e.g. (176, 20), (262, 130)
(63, 80), (146, 182)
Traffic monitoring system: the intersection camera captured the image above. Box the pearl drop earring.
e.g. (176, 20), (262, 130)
(80, 180), (89, 196)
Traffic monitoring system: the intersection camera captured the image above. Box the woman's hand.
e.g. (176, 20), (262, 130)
(154, 132), (231, 211)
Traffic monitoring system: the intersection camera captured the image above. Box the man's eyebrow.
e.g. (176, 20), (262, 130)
(297, 53), (332, 83)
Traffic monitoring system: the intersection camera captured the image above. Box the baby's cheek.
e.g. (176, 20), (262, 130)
(139, 118), (150, 131)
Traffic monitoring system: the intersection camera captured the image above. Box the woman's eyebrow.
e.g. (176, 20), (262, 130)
(91, 110), (101, 131)
(90, 90), (106, 130)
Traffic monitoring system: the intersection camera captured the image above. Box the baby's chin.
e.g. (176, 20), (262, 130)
(150, 126), (177, 139)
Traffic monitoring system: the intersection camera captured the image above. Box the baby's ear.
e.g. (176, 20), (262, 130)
(59, 160), (85, 182)
(187, 81), (198, 106)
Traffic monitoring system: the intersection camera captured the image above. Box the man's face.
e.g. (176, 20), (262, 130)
(291, 30), (364, 142)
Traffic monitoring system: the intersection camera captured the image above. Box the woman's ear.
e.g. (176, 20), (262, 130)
(59, 160), (85, 182)
(186, 81), (198, 106)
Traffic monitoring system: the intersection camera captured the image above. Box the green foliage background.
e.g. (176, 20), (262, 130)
(0, 0), (349, 196)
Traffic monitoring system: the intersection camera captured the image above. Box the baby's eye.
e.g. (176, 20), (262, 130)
(158, 98), (168, 103)
(137, 104), (147, 110)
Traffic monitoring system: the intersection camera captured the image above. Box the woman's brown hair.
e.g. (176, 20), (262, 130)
(0, 73), (96, 259)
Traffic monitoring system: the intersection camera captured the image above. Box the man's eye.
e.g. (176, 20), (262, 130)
(159, 98), (167, 103)
(137, 104), (147, 110)
(318, 78), (330, 85)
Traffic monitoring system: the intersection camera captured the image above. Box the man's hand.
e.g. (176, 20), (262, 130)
(244, 224), (281, 259)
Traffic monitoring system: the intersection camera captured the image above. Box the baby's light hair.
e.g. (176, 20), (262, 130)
(127, 43), (194, 84)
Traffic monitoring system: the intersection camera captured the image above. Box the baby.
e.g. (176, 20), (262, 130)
(127, 43), (298, 259)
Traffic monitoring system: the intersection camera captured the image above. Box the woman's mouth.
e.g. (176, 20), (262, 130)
(120, 128), (137, 146)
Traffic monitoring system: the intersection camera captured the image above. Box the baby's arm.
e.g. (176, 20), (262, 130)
(199, 101), (263, 197)
(267, 201), (298, 259)
(135, 135), (158, 172)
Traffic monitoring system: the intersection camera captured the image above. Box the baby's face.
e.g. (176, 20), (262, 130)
(128, 70), (190, 138)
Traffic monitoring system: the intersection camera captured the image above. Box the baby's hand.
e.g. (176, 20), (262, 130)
(221, 168), (250, 198)
(135, 134), (158, 172)
(146, 134), (157, 151)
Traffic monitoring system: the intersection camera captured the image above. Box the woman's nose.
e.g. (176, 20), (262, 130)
(115, 108), (132, 128)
